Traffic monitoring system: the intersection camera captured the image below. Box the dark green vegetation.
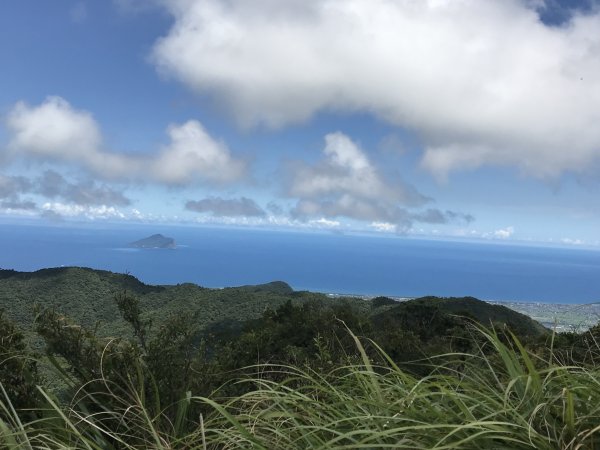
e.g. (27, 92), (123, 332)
(1, 267), (600, 448)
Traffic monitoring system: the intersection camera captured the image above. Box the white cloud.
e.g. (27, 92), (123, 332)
(309, 217), (340, 228)
(0, 199), (36, 212)
(131, 208), (144, 219)
(0, 169), (132, 218)
(7, 96), (101, 161)
(0, 203), (38, 217)
(185, 196), (265, 217)
(190, 213), (344, 231)
(288, 132), (471, 229)
(36, 170), (131, 206)
(0, 174), (31, 199)
(370, 222), (397, 233)
(41, 202), (126, 220)
(561, 237), (584, 245)
(5, 97), (245, 185)
(493, 226), (515, 239)
(289, 132), (424, 206)
(152, 0), (600, 178)
(153, 121), (245, 184)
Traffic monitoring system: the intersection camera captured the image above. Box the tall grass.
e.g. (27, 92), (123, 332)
(2, 326), (600, 449)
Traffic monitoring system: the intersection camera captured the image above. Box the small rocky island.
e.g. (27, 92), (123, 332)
(128, 234), (176, 249)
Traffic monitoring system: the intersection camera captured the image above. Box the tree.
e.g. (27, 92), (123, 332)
(115, 290), (151, 351)
(0, 311), (41, 417)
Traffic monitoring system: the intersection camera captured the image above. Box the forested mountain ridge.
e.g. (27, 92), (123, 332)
(0, 267), (163, 336)
(0, 266), (546, 343)
(0, 267), (350, 342)
(372, 295), (549, 337)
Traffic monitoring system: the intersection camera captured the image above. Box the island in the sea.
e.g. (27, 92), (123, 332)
(128, 234), (176, 249)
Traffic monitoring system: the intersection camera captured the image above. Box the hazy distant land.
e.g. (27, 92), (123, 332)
(492, 300), (600, 332)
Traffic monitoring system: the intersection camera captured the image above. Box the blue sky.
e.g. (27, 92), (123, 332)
(1, 0), (600, 246)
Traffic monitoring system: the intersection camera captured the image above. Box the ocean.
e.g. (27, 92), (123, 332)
(1, 222), (600, 304)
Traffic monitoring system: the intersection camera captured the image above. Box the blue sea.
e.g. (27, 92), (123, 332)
(2, 222), (600, 304)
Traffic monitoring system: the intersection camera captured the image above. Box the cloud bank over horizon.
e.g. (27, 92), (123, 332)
(152, 0), (600, 179)
(0, 96), (247, 221)
(1, 96), (473, 232)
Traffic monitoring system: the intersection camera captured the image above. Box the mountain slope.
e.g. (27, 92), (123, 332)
(372, 295), (548, 338)
(0, 267), (548, 345)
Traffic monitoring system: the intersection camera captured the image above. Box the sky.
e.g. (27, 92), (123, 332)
(1, 0), (600, 246)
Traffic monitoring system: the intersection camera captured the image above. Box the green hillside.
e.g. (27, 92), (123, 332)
(0, 267), (368, 345)
(5, 267), (600, 449)
(0, 267), (547, 344)
(372, 295), (548, 338)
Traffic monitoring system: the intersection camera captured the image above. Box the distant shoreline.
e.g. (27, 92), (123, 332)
(322, 290), (599, 307)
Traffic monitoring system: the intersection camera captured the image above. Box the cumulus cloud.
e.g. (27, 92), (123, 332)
(6, 97), (245, 185)
(494, 226), (515, 239)
(0, 199), (36, 211)
(41, 202), (126, 220)
(0, 175), (32, 199)
(152, 121), (245, 184)
(36, 170), (131, 206)
(371, 222), (397, 233)
(413, 209), (475, 225)
(185, 196), (266, 217)
(561, 237), (584, 245)
(40, 209), (64, 222)
(0, 169), (132, 217)
(152, 0), (600, 178)
(0, 174), (35, 212)
(266, 201), (284, 215)
(287, 132), (471, 230)
(7, 96), (101, 162)
(309, 217), (341, 228)
(189, 212), (350, 231)
(289, 132), (428, 207)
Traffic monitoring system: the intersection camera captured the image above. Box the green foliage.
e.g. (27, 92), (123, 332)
(2, 326), (600, 449)
(115, 291), (151, 350)
(0, 311), (41, 416)
(196, 329), (600, 449)
(0, 268), (329, 347)
(543, 322), (600, 367)
(213, 299), (371, 377)
(235, 280), (294, 294)
(377, 296), (548, 338)
(371, 295), (397, 307)
(4, 266), (600, 449)
(145, 314), (202, 416)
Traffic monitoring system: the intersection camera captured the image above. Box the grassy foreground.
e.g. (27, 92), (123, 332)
(2, 326), (600, 449)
